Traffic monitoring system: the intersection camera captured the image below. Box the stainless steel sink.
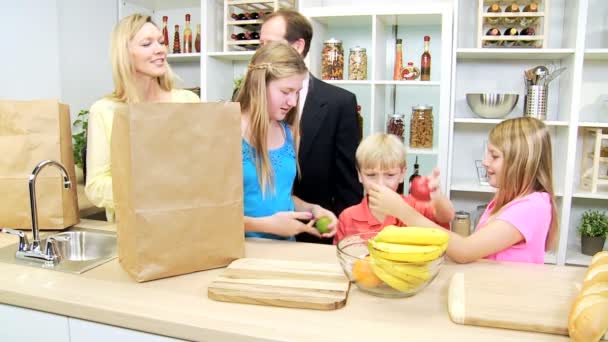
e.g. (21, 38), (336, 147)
(0, 227), (117, 274)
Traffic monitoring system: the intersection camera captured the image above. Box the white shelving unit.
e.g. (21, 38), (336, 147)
(452, 0), (608, 266)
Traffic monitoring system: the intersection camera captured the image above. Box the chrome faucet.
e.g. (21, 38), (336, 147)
(0, 160), (72, 264)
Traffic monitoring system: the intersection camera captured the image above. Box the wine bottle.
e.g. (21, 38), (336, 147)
(487, 3), (501, 13)
(520, 27), (536, 36)
(409, 156), (420, 184)
(503, 27), (519, 47)
(420, 36), (431, 81)
(505, 2), (520, 12)
(485, 27), (501, 47)
(195, 24), (201, 52)
(249, 31), (260, 40)
(183, 14), (192, 53)
(523, 2), (538, 12)
(173, 25), (181, 53)
(249, 12), (260, 20)
(162, 16), (169, 50)
(393, 38), (403, 80)
(231, 33), (247, 40)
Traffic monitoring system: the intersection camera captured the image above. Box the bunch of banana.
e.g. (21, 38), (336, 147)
(367, 225), (449, 292)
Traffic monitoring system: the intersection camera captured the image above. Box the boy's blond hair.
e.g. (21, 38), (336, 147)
(356, 133), (407, 170)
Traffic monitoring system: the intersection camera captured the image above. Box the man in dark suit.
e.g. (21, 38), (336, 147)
(260, 9), (363, 244)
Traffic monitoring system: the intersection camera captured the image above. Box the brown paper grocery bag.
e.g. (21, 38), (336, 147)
(111, 102), (245, 282)
(0, 100), (79, 230)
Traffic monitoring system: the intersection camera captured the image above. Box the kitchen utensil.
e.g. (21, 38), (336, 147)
(447, 263), (608, 339)
(545, 67), (566, 85)
(533, 65), (549, 86)
(466, 93), (519, 119)
(208, 258), (350, 310)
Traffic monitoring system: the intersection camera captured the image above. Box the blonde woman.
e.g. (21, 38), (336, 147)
(85, 14), (199, 222)
(237, 42), (337, 240)
(369, 117), (558, 264)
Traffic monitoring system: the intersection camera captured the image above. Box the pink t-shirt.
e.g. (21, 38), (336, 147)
(477, 192), (552, 264)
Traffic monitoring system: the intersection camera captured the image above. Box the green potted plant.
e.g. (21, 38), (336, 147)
(72, 109), (89, 184)
(578, 209), (608, 256)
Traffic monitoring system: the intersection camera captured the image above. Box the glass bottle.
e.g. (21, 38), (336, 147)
(503, 27), (519, 47)
(321, 38), (344, 80)
(523, 2), (538, 12)
(401, 61), (420, 80)
(453, 211), (471, 236)
(348, 46), (367, 80)
(484, 27), (502, 47)
(393, 38), (403, 81)
(420, 36), (431, 81)
(409, 156), (420, 184)
(504, 2), (520, 25)
(195, 24), (201, 52)
(173, 25), (181, 53)
(387, 113), (406, 141)
(162, 16), (169, 51)
(356, 104), (363, 142)
(410, 105), (433, 148)
(183, 14), (193, 53)
(486, 2), (501, 25)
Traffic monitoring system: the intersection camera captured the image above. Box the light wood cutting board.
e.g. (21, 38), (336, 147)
(207, 258), (350, 310)
(447, 263), (607, 339)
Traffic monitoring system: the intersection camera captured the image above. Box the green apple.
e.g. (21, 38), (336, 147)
(315, 216), (332, 234)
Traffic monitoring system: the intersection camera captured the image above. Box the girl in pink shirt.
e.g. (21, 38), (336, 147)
(369, 117), (558, 264)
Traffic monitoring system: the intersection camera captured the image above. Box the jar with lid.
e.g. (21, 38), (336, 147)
(452, 211), (471, 237)
(348, 46), (367, 80)
(322, 38), (344, 80)
(387, 113), (406, 141)
(410, 105), (433, 148)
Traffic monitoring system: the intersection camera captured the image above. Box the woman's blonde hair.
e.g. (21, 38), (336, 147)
(109, 14), (175, 103)
(356, 133), (406, 171)
(236, 42), (307, 194)
(488, 117), (558, 251)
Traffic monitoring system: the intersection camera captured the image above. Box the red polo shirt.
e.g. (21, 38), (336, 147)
(334, 195), (449, 244)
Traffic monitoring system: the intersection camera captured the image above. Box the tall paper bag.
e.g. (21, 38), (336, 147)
(0, 100), (79, 230)
(112, 102), (245, 282)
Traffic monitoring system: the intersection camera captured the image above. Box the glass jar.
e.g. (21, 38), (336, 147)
(410, 105), (433, 148)
(321, 38), (344, 80)
(452, 211), (471, 237)
(387, 113), (406, 141)
(348, 46), (367, 80)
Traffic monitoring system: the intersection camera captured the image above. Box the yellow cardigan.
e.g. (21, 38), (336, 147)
(84, 89), (200, 222)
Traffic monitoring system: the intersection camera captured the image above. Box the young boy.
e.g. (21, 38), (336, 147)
(334, 133), (454, 244)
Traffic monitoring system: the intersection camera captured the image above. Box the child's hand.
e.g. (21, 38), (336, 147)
(368, 183), (406, 217)
(270, 211), (322, 238)
(311, 205), (338, 238)
(427, 167), (442, 197)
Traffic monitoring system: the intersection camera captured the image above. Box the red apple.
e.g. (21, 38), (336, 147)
(410, 177), (431, 201)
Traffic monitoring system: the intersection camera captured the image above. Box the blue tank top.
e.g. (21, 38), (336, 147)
(242, 121), (296, 240)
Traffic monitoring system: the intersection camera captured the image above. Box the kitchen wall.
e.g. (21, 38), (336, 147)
(0, 0), (116, 121)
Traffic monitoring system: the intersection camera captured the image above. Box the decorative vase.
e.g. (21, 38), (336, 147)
(581, 235), (606, 256)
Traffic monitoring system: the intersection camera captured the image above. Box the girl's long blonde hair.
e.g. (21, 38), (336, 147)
(488, 117), (558, 251)
(236, 42), (308, 194)
(109, 14), (175, 103)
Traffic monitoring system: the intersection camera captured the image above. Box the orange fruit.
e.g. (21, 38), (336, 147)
(352, 256), (382, 288)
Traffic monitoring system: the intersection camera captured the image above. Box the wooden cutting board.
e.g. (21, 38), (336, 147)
(207, 258), (350, 310)
(447, 263), (608, 339)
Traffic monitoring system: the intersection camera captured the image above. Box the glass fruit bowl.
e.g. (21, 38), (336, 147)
(336, 231), (444, 298)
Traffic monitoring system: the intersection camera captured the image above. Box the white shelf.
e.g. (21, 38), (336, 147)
(450, 180), (496, 193)
(454, 118), (569, 126)
(482, 12), (545, 18)
(126, 0), (199, 10)
(579, 122), (608, 128)
(565, 243), (593, 267)
(584, 49), (608, 60)
(456, 48), (575, 60)
(324, 80), (373, 85)
(408, 148), (439, 155)
(374, 81), (441, 86)
(572, 191), (608, 200)
(207, 51), (254, 61)
(167, 53), (200, 62)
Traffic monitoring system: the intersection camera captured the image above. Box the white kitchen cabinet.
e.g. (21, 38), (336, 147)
(69, 318), (183, 342)
(0, 304), (70, 341)
(451, 0), (608, 266)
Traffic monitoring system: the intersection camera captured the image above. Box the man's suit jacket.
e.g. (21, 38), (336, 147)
(294, 75), (363, 243)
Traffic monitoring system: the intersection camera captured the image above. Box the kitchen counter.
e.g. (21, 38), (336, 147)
(0, 220), (577, 341)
